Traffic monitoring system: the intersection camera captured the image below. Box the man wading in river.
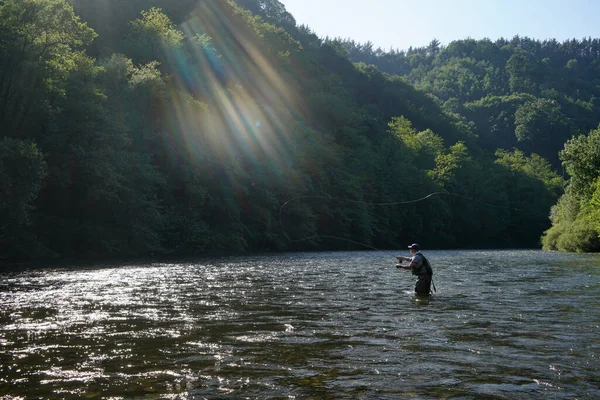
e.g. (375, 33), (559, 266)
(396, 243), (435, 295)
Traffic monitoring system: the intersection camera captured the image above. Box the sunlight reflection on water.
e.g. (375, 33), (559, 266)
(1, 250), (599, 399)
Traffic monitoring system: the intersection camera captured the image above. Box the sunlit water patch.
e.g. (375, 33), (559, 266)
(1, 250), (599, 399)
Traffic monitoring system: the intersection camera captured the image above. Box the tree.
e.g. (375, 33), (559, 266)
(2, 0), (592, 260)
(427, 39), (441, 58)
(0, 0), (96, 137)
(542, 128), (600, 251)
(33, 52), (166, 258)
(495, 149), (564, 247)
(506, 51), (538, 93)
(233, 0), (297, 32)
(514, 98), (573, 164)
(0, 138), (46, 259)
(123, 7), (184, 64)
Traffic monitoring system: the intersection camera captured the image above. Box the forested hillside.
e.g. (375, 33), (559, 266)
(339, 37), (600, 167)
(334, 35), (600, 251)
(0, 0), (575, 262)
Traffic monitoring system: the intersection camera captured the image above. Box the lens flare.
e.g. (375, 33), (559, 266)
(156, 0), (312, 186)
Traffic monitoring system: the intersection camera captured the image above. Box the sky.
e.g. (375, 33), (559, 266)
(279, 0), (599, 51)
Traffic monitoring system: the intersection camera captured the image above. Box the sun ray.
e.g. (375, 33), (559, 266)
(154, 0), (314, 186)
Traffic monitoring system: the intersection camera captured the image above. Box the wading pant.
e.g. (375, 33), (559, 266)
(415, 275), (431, 295)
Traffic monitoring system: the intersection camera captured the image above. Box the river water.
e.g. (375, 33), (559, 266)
(1, 250), (599, 399)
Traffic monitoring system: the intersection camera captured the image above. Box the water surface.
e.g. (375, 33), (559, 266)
(1, 250), (599, 399)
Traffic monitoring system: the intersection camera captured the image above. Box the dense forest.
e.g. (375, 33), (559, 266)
(334, 35), (600, 252)
(0, 0), (596, 262)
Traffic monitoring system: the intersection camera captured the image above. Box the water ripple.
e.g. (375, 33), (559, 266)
(1, 250), (599, 399)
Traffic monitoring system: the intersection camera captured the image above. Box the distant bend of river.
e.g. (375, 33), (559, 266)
(1, 250), (599, 399)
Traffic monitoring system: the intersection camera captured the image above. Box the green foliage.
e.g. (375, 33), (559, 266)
(495, 149), (564, 196)
(130, 7), (184, 44)
(492, 149), (563, 247)
(389, 117), (444, 170)
(0, 138), (46, 258)
(0, 0), (96, 137)
(66, 0), (198, 56)
(0, 0), (585, 260)
(560, 127), (600, 197)
(429, 142), (469, 185)
(506, 52), (538, 93)
(542, 127), (600, 252)
(124, 7), (183, 64)
(464, 93), (535, 151)
(417, 58), (484, 102)
(589, 178), (600, 234)
(542, 216), (600, 252)
(342, 35), (600, 168)
(514, 99), (573, 163)
(32, 50), (165, 259)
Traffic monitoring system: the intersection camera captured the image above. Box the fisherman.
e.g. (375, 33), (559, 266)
(396, 243), (434, 295)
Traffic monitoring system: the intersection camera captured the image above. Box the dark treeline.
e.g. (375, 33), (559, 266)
(0, 0), (580, 263)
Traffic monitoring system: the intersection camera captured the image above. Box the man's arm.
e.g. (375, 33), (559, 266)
(396, 255), (415, 269)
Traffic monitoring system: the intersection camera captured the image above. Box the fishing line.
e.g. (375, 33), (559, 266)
(278, 191), (523, 295)
(278, 190), (518, 251)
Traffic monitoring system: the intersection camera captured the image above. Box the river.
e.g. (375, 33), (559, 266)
(1, 250), (599, 399)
